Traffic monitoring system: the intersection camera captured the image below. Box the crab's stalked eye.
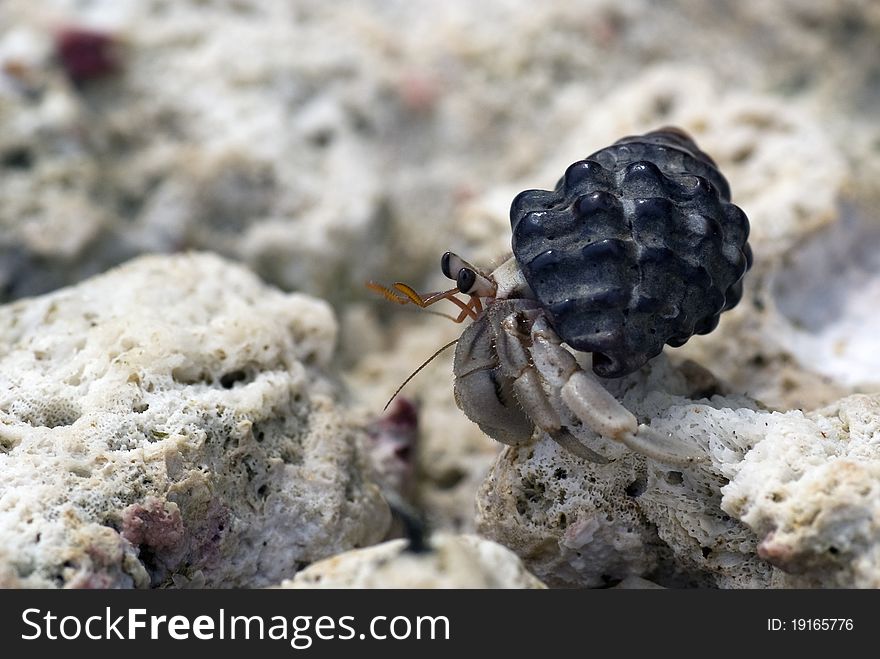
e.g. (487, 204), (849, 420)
(456, 268), (477, 294)
(441, 252), (454, 280)
(442, 252), (476, 281)
(440, 251), (497, 297)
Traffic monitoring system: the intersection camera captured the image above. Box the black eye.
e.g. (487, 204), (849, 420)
(457, 268), (476, 294)
(441, 252), (454, 279)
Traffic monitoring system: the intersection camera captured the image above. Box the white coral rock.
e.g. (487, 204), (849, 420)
(0, 252), (390, 588)
(478, 354), (880, 588)
(476, 355), (763, 588)
(722, 394), (880, 588)
(281, 534), (546, 589)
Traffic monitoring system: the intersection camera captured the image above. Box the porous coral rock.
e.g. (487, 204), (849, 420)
(281, 533), (546, 589)
(476, 353), (765, 588)
(0, 252), (390, 588)
(477, 353), (880, 588)
(723, 394), (880, 588)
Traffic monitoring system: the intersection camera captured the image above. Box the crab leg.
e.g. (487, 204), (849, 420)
(492, 310), (610, 463)
(529, 316), (706, 466)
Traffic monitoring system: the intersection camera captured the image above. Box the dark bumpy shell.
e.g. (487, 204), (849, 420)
(510, 128), (752, 378)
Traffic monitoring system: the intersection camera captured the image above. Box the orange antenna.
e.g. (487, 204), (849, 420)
(366, 281), (482, 323)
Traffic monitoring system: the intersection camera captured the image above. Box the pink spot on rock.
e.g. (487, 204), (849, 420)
(757, 531), (812, 574)
(383, 397), (419, 434)
(366, 397), (420, 496)
(122, 498), (185, 553)
(68, 571), (118, 589)
(396, 71), (441, 114)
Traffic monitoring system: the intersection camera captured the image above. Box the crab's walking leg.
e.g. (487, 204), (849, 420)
(494, 311), (610, 463)
(529, 317), (707, 467)
(560, 373), (706, 466)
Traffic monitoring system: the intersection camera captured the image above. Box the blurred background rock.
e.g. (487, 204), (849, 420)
(1, 0), (879, 584)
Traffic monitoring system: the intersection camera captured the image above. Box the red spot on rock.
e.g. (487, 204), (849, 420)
(382, 397), (419, 432)
(55, 27), (121, 85)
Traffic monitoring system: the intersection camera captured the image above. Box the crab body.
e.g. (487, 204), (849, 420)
(452, 299), (541, 447)
(372, 128), (750, 465)
(451, 297), (701, 465)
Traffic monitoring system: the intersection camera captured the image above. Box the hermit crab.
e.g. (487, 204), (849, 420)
(371, 128), (751, 466)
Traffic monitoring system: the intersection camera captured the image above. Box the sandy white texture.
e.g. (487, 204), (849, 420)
(281, 533), (546, 589)
(0, 252), (390, 588)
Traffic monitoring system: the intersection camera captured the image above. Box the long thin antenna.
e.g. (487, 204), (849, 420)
(383, 338), (459, 411)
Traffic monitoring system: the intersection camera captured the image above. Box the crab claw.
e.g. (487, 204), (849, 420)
(618, 424), (708, 467)
(560, 370), (707, 467)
